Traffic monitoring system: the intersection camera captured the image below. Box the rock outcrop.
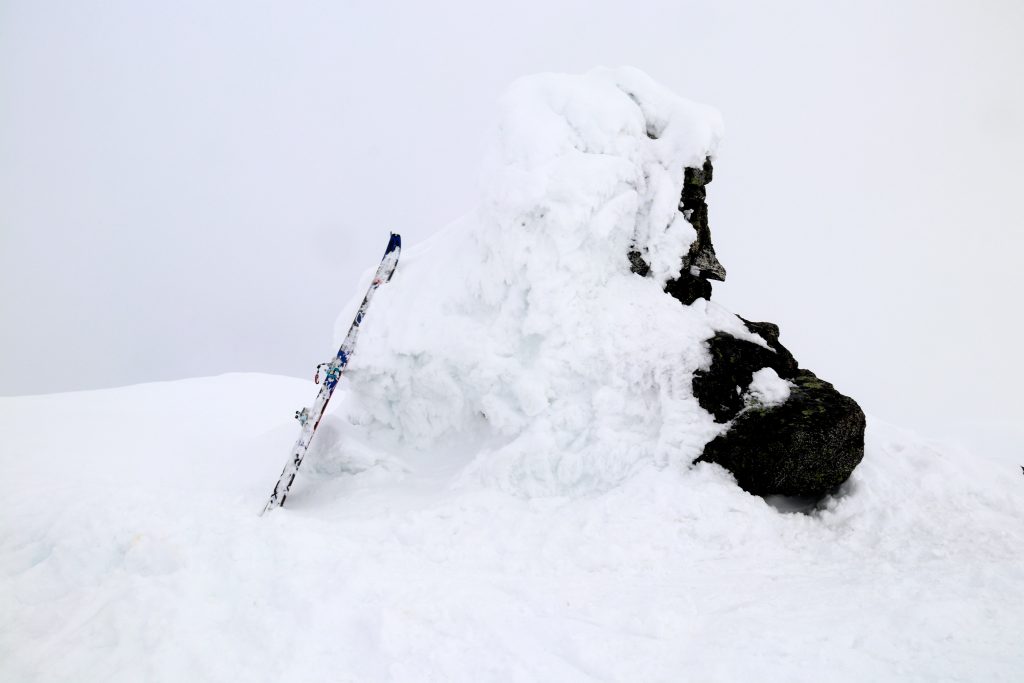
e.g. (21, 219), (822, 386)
(663, 158), (725, 305)
(324, 69), (861, 500)
(662, 158), (865, 500)
(629, 157), (725, 305)
(691, 320), (798, 422)
(692, 321), (865, 498)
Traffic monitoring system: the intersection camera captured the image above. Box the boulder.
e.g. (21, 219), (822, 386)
(625, 149), (865, 499)
(691, 320), (866, 499)
(691, 319), (799, 422)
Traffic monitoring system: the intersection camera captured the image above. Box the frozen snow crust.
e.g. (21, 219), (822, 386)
(329, 68), (758, 495)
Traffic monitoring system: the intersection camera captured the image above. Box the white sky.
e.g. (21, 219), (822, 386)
(2, 0), (1022, 448)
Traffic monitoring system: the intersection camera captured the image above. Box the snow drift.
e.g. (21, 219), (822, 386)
(324, 67), (765, 495)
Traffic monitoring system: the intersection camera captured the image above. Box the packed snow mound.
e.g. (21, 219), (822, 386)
(328, 68), (755, 495)
(745, 367), (793, 408)
(478, 67), (723, 286)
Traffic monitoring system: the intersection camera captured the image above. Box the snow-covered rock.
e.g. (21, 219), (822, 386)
(326, 67), (863, 499)
(746, 367), (793, 408)
(701, 367), (866, 498)
(691, 316), (865, 498)
(326, 68), (766, 496)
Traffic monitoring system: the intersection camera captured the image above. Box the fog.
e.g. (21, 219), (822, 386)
(2, 0), (1022, 450)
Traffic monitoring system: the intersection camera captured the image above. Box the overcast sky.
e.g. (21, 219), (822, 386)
(2, 0), (1022, 450)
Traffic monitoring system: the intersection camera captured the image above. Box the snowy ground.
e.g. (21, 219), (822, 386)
(4, 69), (1023, 682)
(1, 373), (1022, 682)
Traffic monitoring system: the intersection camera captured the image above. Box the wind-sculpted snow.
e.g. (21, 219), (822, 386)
(328, 68), (756, 495)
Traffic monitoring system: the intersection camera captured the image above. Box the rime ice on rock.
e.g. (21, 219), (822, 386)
(326, 67), (864, 499)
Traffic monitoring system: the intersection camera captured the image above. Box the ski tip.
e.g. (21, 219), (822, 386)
(385, 232), (401, 255)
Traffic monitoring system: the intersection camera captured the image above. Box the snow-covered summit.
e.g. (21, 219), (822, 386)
(328, 68), (752, 495)
(478, 67), (723, 286)
(4, 69), (1022, 683)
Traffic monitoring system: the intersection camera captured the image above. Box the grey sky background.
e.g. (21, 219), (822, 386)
(2, 1), (1022, 452)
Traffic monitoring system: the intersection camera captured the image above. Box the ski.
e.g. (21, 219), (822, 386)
(260, 232), (401, 515)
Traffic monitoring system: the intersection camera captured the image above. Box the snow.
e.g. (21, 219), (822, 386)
(1, 374), (1022, 682)
(3, 69), (1022, 680)
(328, 68), (755, 497)
(745, 367), (792, 408)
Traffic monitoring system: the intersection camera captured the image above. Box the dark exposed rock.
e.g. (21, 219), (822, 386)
(664, 272), (712, 305)
(697, 369), (866, 498)
(736, 317), (799, 376)
(627, 250), (649, 277)
(680, 158), (725, 282)
(692, 320), (798, 423)
(661, 157), (724, 305)
(632, 157), (724, 305)
(638, 155), (866, 499)
(691, 320), (865, 499)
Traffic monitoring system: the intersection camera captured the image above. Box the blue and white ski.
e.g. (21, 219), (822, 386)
(261, 232), (401, 515)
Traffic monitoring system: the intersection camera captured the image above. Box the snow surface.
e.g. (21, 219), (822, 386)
(2, 374), (1022, 682)
(4, 69), (1022, 681)
(744, 367), (792, 409)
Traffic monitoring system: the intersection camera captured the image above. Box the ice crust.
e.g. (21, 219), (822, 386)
(329, 68), (754, 495)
